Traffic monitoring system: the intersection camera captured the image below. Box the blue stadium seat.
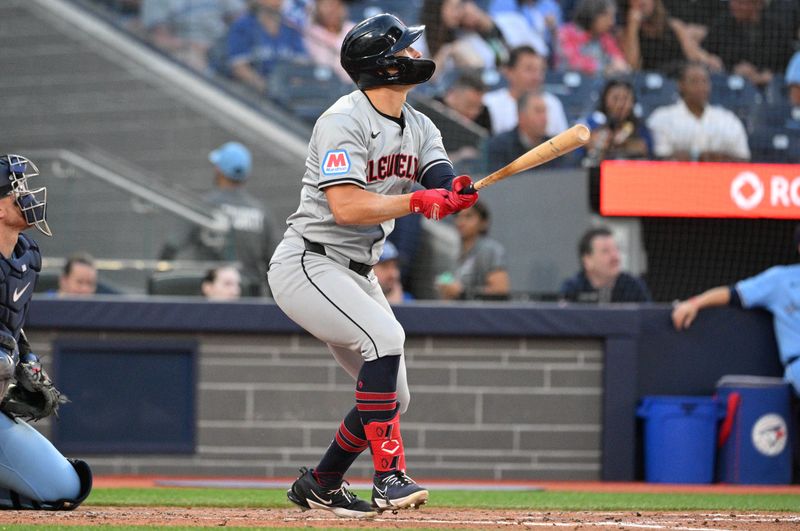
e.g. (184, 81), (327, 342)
(747, 103), (800, 132)
(764, 74), (787, 105)
(632, 71), (678, 118)
(544, 70), (602, 124)
(268, 61), (352, 122)
(709, 73), (762, 124)
(748, 126), (800, 163)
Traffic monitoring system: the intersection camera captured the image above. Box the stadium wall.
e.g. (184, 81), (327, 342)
(26, 299), (781, 481)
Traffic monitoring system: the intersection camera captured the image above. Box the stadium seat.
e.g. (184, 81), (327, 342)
(709, 73), (762, 124)
(632, 71), (678, 117)
(748, 126), (800, 163)
(148, 270), (206, 296)
(267, 61), (352, 122)
(544, 70), (602, 124)
(747, 103), (800, 132)
(764, 74), (787, 105)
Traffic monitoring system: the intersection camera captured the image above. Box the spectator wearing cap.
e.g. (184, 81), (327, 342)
(786, 51), (800, 107)
(159, 142), (277, 296)
(374, 241), (413, 304)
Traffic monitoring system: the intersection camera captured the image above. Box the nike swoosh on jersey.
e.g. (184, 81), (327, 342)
(309, 490), (333, 505)
(371, 131), (381, 139)
(12, 283), (31, 303)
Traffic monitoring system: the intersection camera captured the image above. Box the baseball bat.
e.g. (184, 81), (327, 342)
(460, 124), (591, 194)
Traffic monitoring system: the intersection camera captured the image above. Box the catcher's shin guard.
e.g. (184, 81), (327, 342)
(362, 410), (406, 473)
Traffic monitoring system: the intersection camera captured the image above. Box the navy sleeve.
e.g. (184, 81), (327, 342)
(729, 285), (743, 308)
(419, 160), (456, 190)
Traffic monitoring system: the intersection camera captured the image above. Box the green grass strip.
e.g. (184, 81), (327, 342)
(85, 487), (800, 512)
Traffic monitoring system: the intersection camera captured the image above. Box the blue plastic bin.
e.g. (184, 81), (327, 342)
(716, 375), (793, 484)
(637, 396), (720, 483)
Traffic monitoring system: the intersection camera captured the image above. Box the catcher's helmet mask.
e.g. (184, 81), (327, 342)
(0, 154), (51, 237)
(341, 13), (435, 90)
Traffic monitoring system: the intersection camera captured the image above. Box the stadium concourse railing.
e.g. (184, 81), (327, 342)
(27, 297), (781, 481)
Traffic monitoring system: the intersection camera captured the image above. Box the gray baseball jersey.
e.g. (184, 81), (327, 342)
(284, 90), (449, 264)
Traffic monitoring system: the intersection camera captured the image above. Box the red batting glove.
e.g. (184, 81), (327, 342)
(409, 176), (479, 220)
(409, 188), (452, 220)
(448, 175), (478, 210)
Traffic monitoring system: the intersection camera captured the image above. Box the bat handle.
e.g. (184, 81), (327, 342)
(458, 184), (477, 195)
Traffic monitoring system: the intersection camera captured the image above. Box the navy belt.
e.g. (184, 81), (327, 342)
(303, 238), (372, 277)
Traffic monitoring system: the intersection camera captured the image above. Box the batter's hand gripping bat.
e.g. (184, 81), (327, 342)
(460, 124), (591, 194)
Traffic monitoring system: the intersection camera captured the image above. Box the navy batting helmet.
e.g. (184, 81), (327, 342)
(0, 154), (51, 236)
(340, 13), (435, 90)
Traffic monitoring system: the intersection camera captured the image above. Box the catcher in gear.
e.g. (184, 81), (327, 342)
(269, 13), (478, 518)
(0, 154), (91, 510)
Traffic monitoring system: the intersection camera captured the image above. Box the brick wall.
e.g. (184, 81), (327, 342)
(32, 330), (603, 481)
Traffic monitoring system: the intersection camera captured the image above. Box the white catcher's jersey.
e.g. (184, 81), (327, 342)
(284, 90), (450, 265)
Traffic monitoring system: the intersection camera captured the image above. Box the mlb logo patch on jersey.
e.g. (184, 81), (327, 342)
(322, 150), (351, 176)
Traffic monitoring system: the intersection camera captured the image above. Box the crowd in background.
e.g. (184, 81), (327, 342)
(78, 0), (800, 302)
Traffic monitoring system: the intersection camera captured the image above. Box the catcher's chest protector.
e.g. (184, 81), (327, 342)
(0, 234), (40, 340)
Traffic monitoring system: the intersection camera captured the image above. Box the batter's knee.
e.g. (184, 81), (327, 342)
(397, 385), (411, 414)
(361, 320), (405, 361)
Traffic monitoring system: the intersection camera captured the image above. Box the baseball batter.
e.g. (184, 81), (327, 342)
(268, 13), (478, 518)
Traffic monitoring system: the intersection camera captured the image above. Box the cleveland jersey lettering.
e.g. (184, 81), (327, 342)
(366, 154), (419, 183)
(284, 91), (449, 265)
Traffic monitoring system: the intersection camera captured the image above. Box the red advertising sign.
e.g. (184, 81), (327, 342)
(600, 160), (800, 219)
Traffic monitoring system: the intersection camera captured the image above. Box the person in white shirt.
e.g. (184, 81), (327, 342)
(483, 45), (568, 136)
(646, 62), (750, 162)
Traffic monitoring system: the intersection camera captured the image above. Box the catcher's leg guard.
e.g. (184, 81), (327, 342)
(0, 413), (90, 509)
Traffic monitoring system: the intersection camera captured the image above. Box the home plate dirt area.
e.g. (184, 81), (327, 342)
(0, 478), (797, 529)
(0, 507), (799, 529)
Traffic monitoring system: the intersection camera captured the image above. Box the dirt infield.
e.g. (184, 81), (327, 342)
(1, 507), (799, 530)
(0, 477), (792, 530)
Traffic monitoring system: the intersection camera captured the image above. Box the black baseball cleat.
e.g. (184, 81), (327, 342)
(371, 471), (429, 512)
(287, 467), (376, 518)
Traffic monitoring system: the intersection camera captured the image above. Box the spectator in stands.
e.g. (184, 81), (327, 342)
(703, 0), (795, 87)
(141, 0), (245, 72)
(226, 0), (307, 94)
(560, 227), (651, 303)
(619, 0), (722, 74)
(420, 0), (511, 76)
(483, 45), (568, 136)
(787, 52), (800, 108)
(661, 0), (725, 43)
(487, 91), (567, 170)
(647, 62), (750, 161)
(557, 0), (629, 76)
(302, 0), (354, 83)
(583, 79), (653, 165)
(201, 265), (242, 300)
(672, 224), (800, 396)
(437, 73), (491, 131)
(436, 203), (510, 300)
(489, 0), (562, 56)
(58, 253), (98, 297)
(159, 142), (276, 296)
(374, 241), (413, 304)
